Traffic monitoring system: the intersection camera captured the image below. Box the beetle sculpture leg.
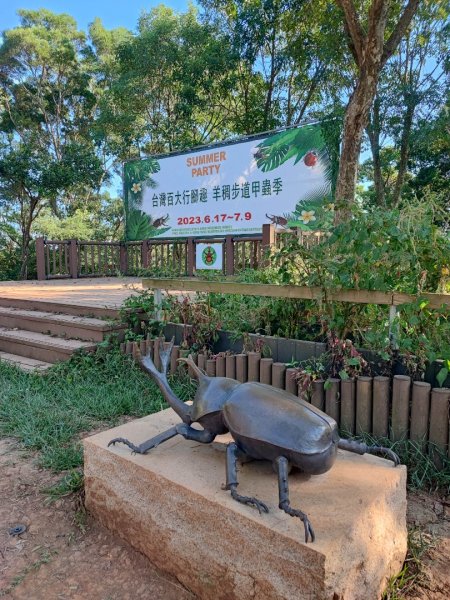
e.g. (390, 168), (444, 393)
(275, 456), (315, 543)
(108, 424), (216, 455)
(338, 439), (400, 465)
(225, 442), (269, 514)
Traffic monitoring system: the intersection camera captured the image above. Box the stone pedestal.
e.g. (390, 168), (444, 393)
(84, 409), (407, 600)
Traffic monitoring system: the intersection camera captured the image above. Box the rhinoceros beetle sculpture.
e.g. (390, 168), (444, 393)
(109, 340), (400, 543)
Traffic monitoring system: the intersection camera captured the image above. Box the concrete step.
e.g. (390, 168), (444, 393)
(0, 306), (125, 342)
(0, 296), (122, 319)
(0, 328), (96, 363)
(0, 351), (53, 373)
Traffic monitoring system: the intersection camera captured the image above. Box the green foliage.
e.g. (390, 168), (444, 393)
(0, 9), (106, 277)
(164, 295), (222, 352)
(95, 5), (239, 159)
(275, 199), (449, 294)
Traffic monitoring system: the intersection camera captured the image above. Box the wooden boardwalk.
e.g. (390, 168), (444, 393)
(0, 277), (143, 310)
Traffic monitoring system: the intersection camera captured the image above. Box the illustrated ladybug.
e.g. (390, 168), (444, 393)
(304, 151), (318, 167)
(205, 249), (214, 264)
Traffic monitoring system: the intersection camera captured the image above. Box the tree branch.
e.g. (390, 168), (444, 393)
(335, 0), (366, 67)
(382, 0), (421, 67)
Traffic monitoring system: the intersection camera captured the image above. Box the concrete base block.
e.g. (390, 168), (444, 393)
(84, 409), (407, 600)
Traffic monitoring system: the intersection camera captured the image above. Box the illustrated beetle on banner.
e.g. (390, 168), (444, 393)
(109, 341), (399, 543)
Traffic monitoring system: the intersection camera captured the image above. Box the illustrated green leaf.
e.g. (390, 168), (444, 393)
(256, 143), (290, 172)
(256, 124), (327, 172)
(126, 209), (157, 241)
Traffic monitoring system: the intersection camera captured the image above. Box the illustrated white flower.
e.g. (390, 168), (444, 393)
(131, 182), (142, 194)
(300, 210), (316, 224)
(325, 203), (335, 212)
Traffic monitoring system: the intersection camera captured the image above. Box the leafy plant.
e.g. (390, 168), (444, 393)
(165, 294), (222, 353)
(294, 357), (327, 399)
(326, 333), (369, 380)
(274, 198), (449, 294)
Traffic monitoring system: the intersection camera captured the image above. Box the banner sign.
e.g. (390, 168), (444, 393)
(123, 122), (334, 240)
(195, 243), (223, 270)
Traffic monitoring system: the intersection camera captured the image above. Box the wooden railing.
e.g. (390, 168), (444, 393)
(141, 278), (450, 309)
(35, 226), (276, 280)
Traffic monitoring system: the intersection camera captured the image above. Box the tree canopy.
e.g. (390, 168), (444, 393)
(0, 2), (448, 279)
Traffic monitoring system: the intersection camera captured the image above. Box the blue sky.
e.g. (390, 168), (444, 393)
(2, 1), (192, 33)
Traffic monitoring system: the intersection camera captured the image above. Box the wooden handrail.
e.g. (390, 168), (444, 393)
(142, 277), (450, 308)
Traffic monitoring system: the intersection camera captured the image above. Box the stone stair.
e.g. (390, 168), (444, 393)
(0, 297), (126, 373)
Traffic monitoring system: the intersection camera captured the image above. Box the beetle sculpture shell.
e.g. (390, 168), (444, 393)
(223, 383), (339, 474)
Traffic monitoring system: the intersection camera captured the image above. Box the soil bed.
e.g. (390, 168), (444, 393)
(0, 438), (194, 600)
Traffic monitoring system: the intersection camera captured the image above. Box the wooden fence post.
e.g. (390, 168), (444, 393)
(68, 239), (78, 279)
(225, 355), (236, 379)
(340, 378), (356, 434)
(206, 359), (216, 377)
(141, 240), (149, 269)
(260, 358), (273, 385)
(410, 381), (431, 446)
(216, 356), (226, 377)
(285, 368), (298, 395)
(187, 238), (195, 276)
(225, 235), (234, 276)
(311, 380), (325, 410)
(247, 352), (261, 381)
(236, 354), (248, 383)
(36, 237), (46, 280)
(391, 375), (411, 442)
(356, 377), (373, 436)
(119, 242), (128, 274)
(325, 378), (340, 422)
(372, 376), (390, 438)
(272, 362), (286, 389)
(428, 388), (449, 466)
(262, 224), (275, 267)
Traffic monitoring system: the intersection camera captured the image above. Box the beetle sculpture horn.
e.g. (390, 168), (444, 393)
(139, 338), (192, 425)
(177, 355), (206, 380)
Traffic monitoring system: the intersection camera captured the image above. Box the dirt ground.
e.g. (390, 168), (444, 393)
(0, 437), (448, 600)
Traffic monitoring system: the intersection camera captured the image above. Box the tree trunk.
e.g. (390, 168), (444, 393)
(367, 96), (385, 206)
(391, 98), (415, 205)
(334, 68), (381, 221)
(19, 195), (39, 280)
(334, 0), (420, 221)
(19, 229), (31, 280)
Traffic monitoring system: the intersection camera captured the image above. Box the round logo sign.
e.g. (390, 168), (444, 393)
(201, 245), (217, 266)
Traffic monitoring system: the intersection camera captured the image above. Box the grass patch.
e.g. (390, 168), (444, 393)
(0, 348), (195, 473)
(383, 528), (434, 599)
(42, 469), (84, 502)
